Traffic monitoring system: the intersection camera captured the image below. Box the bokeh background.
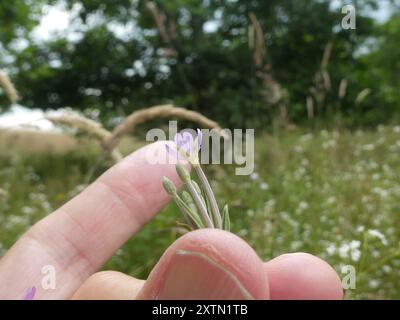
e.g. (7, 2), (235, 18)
(1, 0), (400, 299)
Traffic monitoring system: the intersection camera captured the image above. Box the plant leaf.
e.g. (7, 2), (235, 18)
(181, 190), (199, 215)
(174, 193), (205, 229)
(222, 204), (230, 231)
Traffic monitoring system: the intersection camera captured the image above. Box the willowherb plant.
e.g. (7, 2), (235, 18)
(162, 129), (230, 231)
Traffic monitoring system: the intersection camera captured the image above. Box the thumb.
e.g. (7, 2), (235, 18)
(137, 229), (269, 300)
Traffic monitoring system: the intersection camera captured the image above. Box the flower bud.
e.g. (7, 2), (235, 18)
(175, 164), (191, 183)
(163, 176), (177, 195)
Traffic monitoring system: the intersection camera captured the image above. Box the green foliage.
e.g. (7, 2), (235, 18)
(2, 0), (399, 128)
(354, 12), (400, 125)
(1, 127), (400, 298)
(0, 1), (50, 45)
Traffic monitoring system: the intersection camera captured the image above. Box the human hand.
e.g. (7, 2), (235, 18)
(0, 142), (343, 300)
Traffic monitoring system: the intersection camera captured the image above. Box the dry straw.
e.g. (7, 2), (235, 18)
(248, 13), (288, 122)
(46, 114), (123, 162)
(355, 88), (371, 105)
(0, 70), (19, 104)
(104, 104), (228, 154)
(308, 41), (334, 114)
(338, 79), (348, 99)
(306, 96), (315, 119)
(46, 105), (226, 165)
(248, 12), (266, 68)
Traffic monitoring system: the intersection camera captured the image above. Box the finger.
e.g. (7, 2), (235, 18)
(71, 271), (144, 300)
(0, 141), (181, 299)
(137, 229), (269, 300)
(264, 252), (343, 300)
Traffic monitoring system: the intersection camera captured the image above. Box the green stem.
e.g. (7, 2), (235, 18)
(193, 165), (222, 228)
(361, 249), (400, 275)
(174, 194), (204, 229)
(357, 231), (369, 274)
(186, 179), (214, 228)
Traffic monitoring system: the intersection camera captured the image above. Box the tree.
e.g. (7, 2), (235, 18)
(355, 12), (400, 125)
(0, 0), (389, 127)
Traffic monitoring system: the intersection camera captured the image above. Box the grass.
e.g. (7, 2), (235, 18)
(1, 125), (400, 299)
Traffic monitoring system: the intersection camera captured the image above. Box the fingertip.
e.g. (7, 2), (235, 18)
(264, 252), (344, 300)
(138, 229), (269, 300)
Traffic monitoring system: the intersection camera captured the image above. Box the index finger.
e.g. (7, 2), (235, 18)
(0, 141), (181, 299)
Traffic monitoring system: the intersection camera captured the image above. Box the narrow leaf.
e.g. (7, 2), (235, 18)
(174, 194), (205, 229)
(185, 179), (214, 228)
(181, 190), (199, 215)
(194, 165), (223, 228)
(222, 204), (230, 231)
(191, 180), (211, 212)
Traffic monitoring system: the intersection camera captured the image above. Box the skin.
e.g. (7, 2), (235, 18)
(0, 142), (343, 300)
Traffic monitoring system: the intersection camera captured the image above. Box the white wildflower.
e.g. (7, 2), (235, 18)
(338, 243), (350, 258)
(326, 244), (336, 256)
(377, 125), (385, 132)
(290, 241), (303, 251)
(21, 206), (35, 215)
(356, 225), (365, 233)
(326, 196), (337, 205)
(297, 201), (309, 211)
(362, 144), (375, 151)
(265, 199), (276, 208)
(301, 158), (309, 166)
(368, 229), (388, 245)
(250, 172), (259, 181)
(372, 173), (381, 181)
(372, 187), (389, 198)
(349, 240), (361, 262)
(300, 133), (313, 141)
(322, 139), (337, 149)
(382, 265), (392, 273)
(293, 146), (304, 153)
(355, 130), (364, 137)
(320, 129), (329, 137)
(246, 209), (255, 217)
(259, 182), (269, 190)
(369, 279), (380, 289)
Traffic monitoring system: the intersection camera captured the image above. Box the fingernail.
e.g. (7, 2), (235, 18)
(156, 249), (253, 300)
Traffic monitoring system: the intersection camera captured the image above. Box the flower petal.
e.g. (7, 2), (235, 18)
(23, 286), (36, 300)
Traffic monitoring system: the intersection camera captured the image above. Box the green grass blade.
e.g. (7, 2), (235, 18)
(222, 204), (230, 231)
(174, 193), (205, 229)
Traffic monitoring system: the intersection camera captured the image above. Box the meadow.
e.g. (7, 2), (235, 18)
(1, 125), (399, 299)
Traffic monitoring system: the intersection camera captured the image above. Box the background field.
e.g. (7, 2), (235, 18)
(1, 126), (399, 299)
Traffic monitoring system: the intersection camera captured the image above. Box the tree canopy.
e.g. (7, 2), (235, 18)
(0, 0), (399, 127)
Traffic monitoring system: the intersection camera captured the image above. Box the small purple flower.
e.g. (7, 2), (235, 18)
(166, 129), (203, 164)
(174, 131), (194, 155)
(23, 286), (36, 300)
